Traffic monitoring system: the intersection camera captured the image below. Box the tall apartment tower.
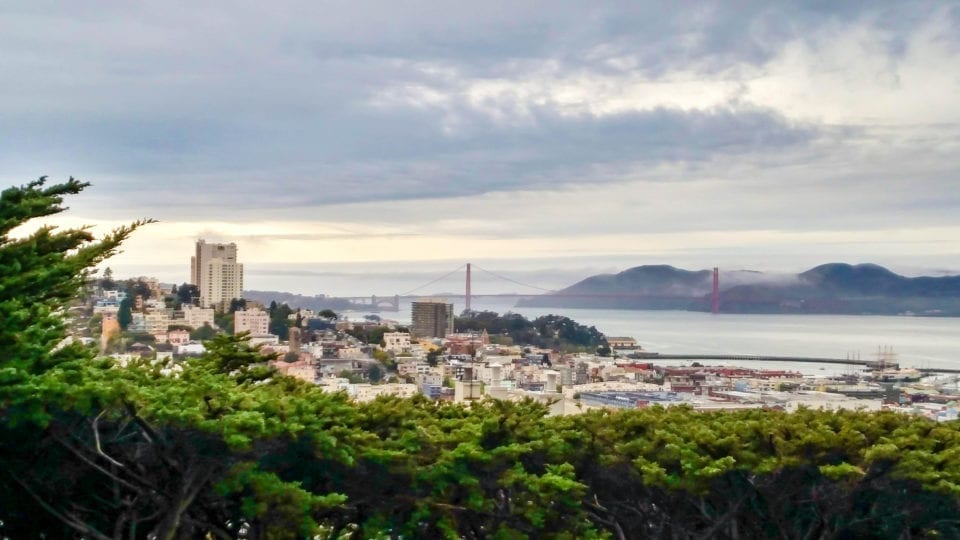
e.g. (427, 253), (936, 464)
(411, 300), (454, 340)
(190, 239), (243, 310)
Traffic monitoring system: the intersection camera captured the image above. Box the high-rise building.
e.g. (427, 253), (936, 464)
(411, 300), (454, 340)
(191, 240), (243, 310)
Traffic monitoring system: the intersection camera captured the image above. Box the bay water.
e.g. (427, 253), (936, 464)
(358, 296), (960, 376)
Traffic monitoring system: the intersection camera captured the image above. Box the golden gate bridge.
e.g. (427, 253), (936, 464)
(339, 262), (723, 314)
(334, 264), (960, 374)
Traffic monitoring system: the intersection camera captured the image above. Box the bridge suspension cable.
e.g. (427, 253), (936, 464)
(471, 264), (557, 293)
(398, 264), (467, 296)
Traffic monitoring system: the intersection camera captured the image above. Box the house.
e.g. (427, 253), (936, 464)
(607, 337), (639, 349)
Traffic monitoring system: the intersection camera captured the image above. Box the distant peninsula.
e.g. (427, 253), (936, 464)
(516, 263), (960, 316)
(241, 290), (361, 312)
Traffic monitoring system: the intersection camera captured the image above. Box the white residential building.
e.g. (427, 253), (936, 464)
(352, 383), (419, 402)
(235, 308), (269, 335)
(177, 342), (207, 355)
(181, 305), (215, 329)
(144, 311), (173, 334)
(127, 313), (147, 333)
(383, 332), (411, 353)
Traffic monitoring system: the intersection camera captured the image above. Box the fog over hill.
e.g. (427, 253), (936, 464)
(517, 263), (960, 316)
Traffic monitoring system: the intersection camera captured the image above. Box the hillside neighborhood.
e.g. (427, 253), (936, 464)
(76, 257), (959, 423)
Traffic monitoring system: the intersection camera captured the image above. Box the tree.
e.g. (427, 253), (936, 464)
(228, 297), (247, 313)
(338, 369), (363, 384)
(269, 302), (293, 340)
(370, 347), (395, 371)
(86, 313), (103, 338)
(0, 178), (145, 369)
(426, 347), (443, 367)
(101, 266), (116, 290)
(117, 295), (133, 329)
(176, 282), (199, 306)
(319, 309), (338, 321)
(189, 323), (218, 341)
(367, 365), (383, 383)
(347, 325), (388, 345)
(2, 185), (351, 534)
(127, 279), (152, 303)
(128, 331), (156, 344)
(214, 310), (234, 334)
(454, 311), (607, 351)
(0, 177), (151, 534)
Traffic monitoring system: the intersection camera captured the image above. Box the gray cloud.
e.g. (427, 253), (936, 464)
(3, 100), (816, 211)
(1, 0), (958, 244)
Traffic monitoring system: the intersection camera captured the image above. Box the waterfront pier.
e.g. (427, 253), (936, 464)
(629, 352), (897, 370)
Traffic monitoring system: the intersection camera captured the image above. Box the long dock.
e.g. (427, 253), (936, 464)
(630, 353), (960, 374)
(630, 353), (894, 369)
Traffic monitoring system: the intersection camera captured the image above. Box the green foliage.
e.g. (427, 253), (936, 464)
(456, 311), (607, 351)
(86, 312), (103, 337)
(127, 331), (156, 344)
(125, 278), (152, 302)
(117, 295), (133, 329)
(339, 369), (364, 384)
(371, 347), (392, 370)
(368, 365), (383, 383)
(189, 322), (218, 341)
(347, 324), (390, 345)
(100, 266), (116, 290)
(0, 177), (147, 404)
(213, 309), (234, 334)
(427, 347), (443, 367)
(228, 297), (247, 313)
(269, 301), (293, 340)
(217, 462), (348, 537)
(199, 332), (278, 382)
(176, 282), (199, 307)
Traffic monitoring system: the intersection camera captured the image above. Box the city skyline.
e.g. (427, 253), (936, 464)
(3, 2), (959, 280)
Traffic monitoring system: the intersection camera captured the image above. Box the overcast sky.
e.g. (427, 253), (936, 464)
(3, 1), (959, 293)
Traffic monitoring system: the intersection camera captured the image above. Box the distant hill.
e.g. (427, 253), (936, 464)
(517, 263), (960, 316)
(799, 263), (960, 297)
(242, 290), (359, 312)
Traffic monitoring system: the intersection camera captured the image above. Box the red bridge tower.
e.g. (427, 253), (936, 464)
(711, 267), (720, 314)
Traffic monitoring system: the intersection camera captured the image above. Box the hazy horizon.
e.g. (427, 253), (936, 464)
(106, 257), (960, 298)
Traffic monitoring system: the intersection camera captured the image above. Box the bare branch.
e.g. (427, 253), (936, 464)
(92, 410), (126, 468)
(50, 432), (147, 493)
(2, 465), (112, 540)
